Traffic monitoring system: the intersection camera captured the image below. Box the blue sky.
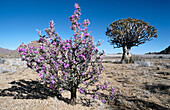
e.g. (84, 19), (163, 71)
(0, 0), (170, 54)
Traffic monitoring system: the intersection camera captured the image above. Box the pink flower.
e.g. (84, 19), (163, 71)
(82, 73), (85, 75)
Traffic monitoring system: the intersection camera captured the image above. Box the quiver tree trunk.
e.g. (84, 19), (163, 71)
(121, 46), (132, 63)
(70, 86), (77, 105)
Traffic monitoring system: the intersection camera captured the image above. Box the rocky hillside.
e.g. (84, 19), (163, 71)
(0, 47), (13, 54)
(147, 45), (170, 54)
(159, 46), (170, 54)
(0, 47), (13, 58)
(0, 41), (39, 58)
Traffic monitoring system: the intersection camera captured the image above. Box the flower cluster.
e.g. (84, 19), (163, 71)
(18, 3), (115, 104)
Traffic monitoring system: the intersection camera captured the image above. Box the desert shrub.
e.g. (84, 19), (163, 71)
(133, 60), (152, 67)
(18, 3), (115, 105)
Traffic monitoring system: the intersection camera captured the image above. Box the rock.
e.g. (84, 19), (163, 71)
(0, 58), (5, 64)
(0, 58), (27, 74)
(0, 65), (17, 74)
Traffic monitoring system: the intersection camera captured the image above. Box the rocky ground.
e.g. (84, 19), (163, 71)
(0, 55), (170, 110)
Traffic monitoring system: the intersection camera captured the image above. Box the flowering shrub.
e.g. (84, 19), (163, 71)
(18, 3), (115, 105)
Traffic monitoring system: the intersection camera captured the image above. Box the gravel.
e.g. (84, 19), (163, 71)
(0, 58), (27, 74)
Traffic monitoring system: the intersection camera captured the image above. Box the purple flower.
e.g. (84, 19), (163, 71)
(91, 95), (94, 98)
(58, 60), (62, 64)
(101, 99), (105, 103)
(34, 51), (37, 54)
(64, 63), (69, 68)
(50, 75), (54, 79)
(52, 42), (56, 45)
(95, 48), (98, 52)
(40, 57), (44, 60)
(73, 60), (76, 64)
(101, 68), (104, 71)
(78, 88), (83, 93)
(43, 80), (45, 84)
(38, 73), (43, 78)
(81, 40), (85, 43)
(40, 46), (44, 50)
(49, 84), (52, 89)
(51, 80), (55, 84)
(63, 76), (66, 79)
(83, 56), (86, 60)
(82, 73), (85, 76)
(111, 87), (115, 91)
(84, 33), (90, 37)
(22, 56), (26, 60)
(94, 96), (97, 99)
(37, 59), (40, 63)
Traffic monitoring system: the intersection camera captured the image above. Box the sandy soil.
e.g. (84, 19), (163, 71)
(0, 57), (170, 110)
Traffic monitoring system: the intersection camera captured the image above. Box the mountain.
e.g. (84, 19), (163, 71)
(9, 40), (39, 58)
(0, 47), (13, 54)
(0, 40), (39, 58)
(159, 46), (170, 54)
(146, 45), (170, 54)
(0, 47), (13, 58)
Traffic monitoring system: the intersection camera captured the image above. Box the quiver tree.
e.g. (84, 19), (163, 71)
(18, 3), (115, 105)
(106, 18), (157, 63)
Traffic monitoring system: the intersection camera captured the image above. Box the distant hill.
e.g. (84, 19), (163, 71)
(0, 47), (13, 54)
(146, 45), (170, 54)
(159, 46), (170, 54)
(0, 47), (13, 58)
(0, 41), (39, 58)
(10, 40), (39, 58)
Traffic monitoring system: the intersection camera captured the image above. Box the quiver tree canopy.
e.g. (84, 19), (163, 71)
(106, 18), (157, 63)
(106, 18), (157, 48)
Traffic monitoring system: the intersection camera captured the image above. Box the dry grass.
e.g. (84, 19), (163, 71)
(0, 56), (170, 110)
